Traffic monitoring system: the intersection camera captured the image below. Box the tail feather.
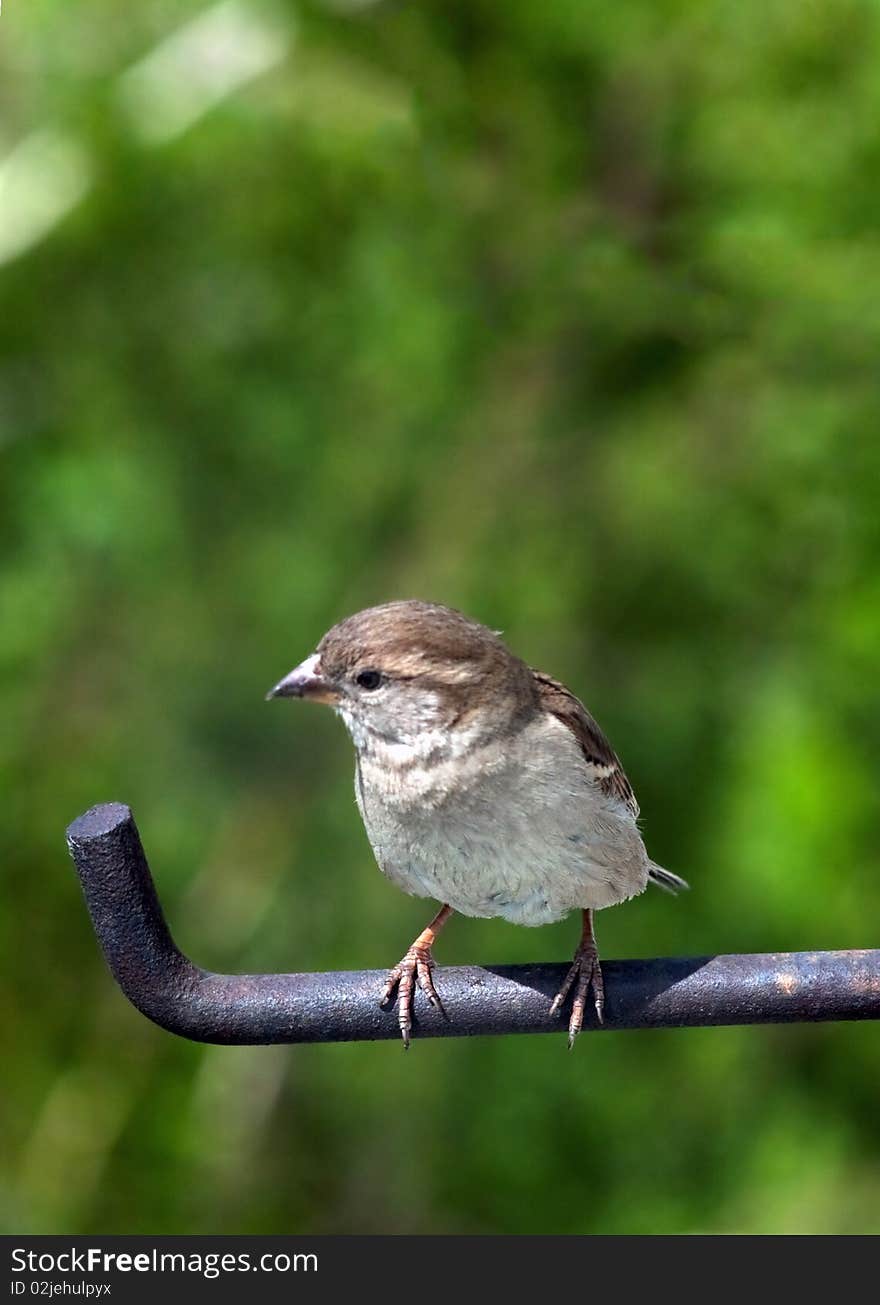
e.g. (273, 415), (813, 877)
(648, 862), (689, 894)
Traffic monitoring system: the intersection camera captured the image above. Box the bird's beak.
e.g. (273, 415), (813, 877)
(265, 653), (339, 705)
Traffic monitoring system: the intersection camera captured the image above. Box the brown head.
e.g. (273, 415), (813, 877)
(267, 600), (537, 752)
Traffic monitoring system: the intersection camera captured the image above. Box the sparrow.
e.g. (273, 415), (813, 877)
(267, 600), (686, 1046)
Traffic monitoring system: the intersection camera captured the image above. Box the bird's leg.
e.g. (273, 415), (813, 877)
(380, 904), (453, 1048)
(550, 908), (604, 1047)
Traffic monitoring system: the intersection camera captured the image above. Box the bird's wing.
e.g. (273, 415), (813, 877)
(531, 669), (640, 819)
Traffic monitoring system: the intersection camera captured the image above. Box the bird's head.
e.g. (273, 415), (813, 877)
(267, 600), (536, 758)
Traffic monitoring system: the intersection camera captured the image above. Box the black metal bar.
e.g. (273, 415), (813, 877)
(66, 802), (880, 1045)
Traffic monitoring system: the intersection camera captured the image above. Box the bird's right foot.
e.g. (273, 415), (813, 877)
(379, 905), (453, 1047)
(380, 944), (446, 1048)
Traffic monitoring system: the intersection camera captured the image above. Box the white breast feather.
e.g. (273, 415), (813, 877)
(351, 712), (650, 925)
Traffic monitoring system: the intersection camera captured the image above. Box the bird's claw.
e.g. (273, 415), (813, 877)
(380, 945), (447, 1048)
(550, 943), (604, 1047)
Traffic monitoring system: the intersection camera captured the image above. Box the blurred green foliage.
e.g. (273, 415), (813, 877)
(3, 0), (880, 1235)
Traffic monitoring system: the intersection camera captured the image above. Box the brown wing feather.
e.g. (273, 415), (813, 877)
(532, 669), (639, 819)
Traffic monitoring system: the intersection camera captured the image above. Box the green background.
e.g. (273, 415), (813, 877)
(3, 0), (879, 1235)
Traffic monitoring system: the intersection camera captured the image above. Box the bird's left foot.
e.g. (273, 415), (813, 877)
(550, 910), (604, 1047)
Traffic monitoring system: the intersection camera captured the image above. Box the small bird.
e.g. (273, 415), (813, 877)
(268, 600), (686, 1046)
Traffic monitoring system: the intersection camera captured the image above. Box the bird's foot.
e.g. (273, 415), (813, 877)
(380, 944), (447, 1048)
(549, 938), (604, 1048)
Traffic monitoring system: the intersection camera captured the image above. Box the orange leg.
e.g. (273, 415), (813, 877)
(380, 904), (453, 1048)
(549, 908), (604, 1047)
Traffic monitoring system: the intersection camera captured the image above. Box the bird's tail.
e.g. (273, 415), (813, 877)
(648, 862), (689, 894)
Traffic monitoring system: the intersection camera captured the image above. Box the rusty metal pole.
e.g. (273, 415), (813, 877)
(66, 802), (880, 1045)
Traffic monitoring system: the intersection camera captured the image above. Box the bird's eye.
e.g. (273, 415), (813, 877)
(355, 669), (382, 690)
